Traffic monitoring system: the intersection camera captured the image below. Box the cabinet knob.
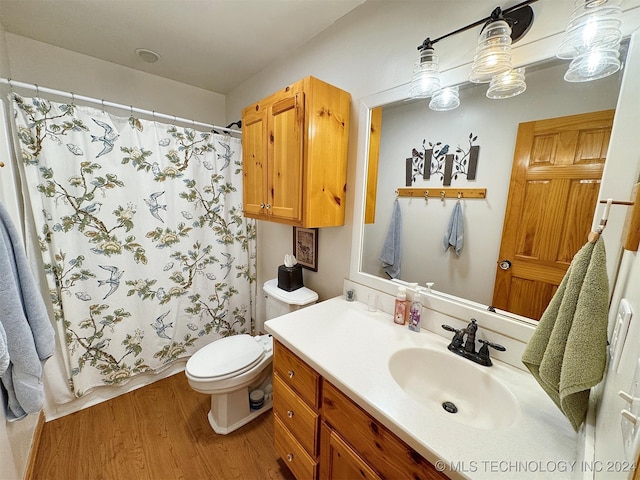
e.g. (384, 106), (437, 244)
(288, 370), (295, 378)
(287, 453), (294, 462)
(260, 203), (265, 209)
(287, 410), (294, 418)
(266, 203), (272, 210)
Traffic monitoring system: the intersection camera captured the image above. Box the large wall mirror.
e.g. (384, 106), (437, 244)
(350, 24), (639, 334)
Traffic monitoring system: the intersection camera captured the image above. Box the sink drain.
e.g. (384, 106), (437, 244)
(442, 401), (458, 414)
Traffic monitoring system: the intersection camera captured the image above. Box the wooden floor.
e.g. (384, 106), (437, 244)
(33, 373), (296, 480)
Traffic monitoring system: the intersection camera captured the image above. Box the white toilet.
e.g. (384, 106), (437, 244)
(185, 279), (318, 434)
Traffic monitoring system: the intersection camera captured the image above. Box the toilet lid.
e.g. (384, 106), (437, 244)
(187, 334), (265, 380)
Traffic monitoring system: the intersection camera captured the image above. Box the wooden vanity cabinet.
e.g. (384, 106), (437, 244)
(273, 342), (321, 479)
(241, 76), (351, 227)
(272, 341), (448, 480)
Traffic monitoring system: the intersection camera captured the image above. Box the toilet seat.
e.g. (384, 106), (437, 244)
(186, 334), (265, 381)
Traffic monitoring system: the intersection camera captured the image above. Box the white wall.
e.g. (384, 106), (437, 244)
(3, 33), (226, 126)
(362, 62), (621, 306)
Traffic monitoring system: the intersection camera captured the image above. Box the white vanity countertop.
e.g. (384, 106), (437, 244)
(265, 296), (579, 480)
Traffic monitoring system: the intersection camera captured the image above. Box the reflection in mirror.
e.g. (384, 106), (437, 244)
(361, 52), (626, 323)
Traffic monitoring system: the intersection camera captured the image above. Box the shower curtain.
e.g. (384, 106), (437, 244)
(11, 94), (256, 397)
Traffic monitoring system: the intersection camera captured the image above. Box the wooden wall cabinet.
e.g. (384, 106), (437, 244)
(273, 341), (448, 480)
(242, 77), (351, 228)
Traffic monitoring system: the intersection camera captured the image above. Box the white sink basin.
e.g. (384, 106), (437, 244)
(388, 348), (520, 430)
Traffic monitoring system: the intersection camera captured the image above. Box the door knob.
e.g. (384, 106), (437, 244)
(499, 260), (512, 270)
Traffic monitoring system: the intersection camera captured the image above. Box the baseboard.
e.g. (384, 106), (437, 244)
(23, 410), (45, 480)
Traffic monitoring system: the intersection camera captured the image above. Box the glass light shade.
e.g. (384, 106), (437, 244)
(409, 47), (441, 99)
(469, 19), (513, 84)
(564, 47), (621, 81)
(557, 0), (622, 60)
(429, 86), (460, 111)
(486, 68), (527, 99)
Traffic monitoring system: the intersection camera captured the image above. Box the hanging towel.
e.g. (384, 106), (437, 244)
(0, 323), (8, 376)
(0, 201), (55, 421)
(522, 237), (609, 432)
(379, 199), (402, 279)
(443, 200), (464, 256)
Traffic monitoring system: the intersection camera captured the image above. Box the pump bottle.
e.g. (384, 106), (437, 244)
(393, 286), (407, 325)
(408, 288), (423, 332)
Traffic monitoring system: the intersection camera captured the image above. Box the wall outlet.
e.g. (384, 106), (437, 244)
(610, 299), (633, 373)
(620, 358), (640, 462)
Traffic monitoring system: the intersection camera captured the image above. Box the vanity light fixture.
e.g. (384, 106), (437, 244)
(429, 86), (460, 111)
(469, 14), (513, 83)
(409, 39), (441, 99)
(486, 67), (527, 99)
(557, 0), (623, 82)
(409, 0), (536, 107)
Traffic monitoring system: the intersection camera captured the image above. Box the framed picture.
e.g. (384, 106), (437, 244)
(293, 227), (318, 271)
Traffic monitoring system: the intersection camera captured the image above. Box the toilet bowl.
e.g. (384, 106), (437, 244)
(185, 279), (317, 434)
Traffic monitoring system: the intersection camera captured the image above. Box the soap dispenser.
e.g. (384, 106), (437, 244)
(394, 286), (408, 325)
(408, 287), (423, 332)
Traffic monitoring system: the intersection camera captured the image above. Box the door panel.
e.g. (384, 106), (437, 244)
(269, 93), (303, 223)
(492, 110), (614, 320)
(242, 108), (268, 217)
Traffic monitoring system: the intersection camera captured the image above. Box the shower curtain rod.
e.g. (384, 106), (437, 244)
(0, 77), (242, 135)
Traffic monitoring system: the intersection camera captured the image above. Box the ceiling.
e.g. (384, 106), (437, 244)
(0, 0), (366, 94)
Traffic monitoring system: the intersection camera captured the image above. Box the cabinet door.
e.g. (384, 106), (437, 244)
(242, 106), (268, 218)
(320, 423), (381, 480)
(268, 92), (304, 223)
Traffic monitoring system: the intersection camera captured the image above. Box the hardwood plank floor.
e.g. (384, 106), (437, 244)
(33, 373), (296, 480)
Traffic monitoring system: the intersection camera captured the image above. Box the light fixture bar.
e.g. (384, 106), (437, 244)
(417, 0), (539, 50)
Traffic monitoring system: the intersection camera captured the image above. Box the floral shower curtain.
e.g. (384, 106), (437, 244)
(11, 94), (256, 397)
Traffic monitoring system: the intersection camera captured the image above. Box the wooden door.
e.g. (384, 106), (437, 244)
(269, 91), (304, 223)
(241, 106), (268, 218)
(492, 110), (614, 320)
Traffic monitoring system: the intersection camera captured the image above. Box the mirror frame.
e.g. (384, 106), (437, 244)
(349, 13), (640, 340)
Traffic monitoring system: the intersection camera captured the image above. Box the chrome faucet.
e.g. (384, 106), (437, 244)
(442, 319), (506, 367)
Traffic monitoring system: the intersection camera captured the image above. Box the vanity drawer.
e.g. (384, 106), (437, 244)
(274, 341), (321, 409)
(274, 414), (318, 480)
(274, 373), (319, 456)
(322, 381), (448, 480)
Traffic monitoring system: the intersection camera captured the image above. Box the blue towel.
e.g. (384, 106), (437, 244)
(0, 323), (8, 376)
(379, 199), (402, 279)
(0, 201), (55, 421)
(443, 200), (463, 256)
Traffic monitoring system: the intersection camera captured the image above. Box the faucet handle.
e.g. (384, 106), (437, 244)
(441, 324), (458, 333)
(478, 339), (506, 352)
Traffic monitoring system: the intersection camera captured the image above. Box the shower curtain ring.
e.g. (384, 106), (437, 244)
(35, 84), (40, 97)
(130, 105), (134, 117)
(101, 99), (105, 112)
(70, 92), (75, 105)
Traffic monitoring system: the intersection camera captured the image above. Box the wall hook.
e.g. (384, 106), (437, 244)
(458, 191), (462, 199)
(440, 191), (445, 201)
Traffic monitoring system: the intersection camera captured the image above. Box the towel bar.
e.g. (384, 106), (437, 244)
(396, 187), (487, 199)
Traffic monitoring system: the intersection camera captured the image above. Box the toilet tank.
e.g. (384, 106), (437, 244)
(263, 278), (318, 320)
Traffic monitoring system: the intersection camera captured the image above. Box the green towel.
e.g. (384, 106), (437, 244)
(522, 237), (609, 432)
